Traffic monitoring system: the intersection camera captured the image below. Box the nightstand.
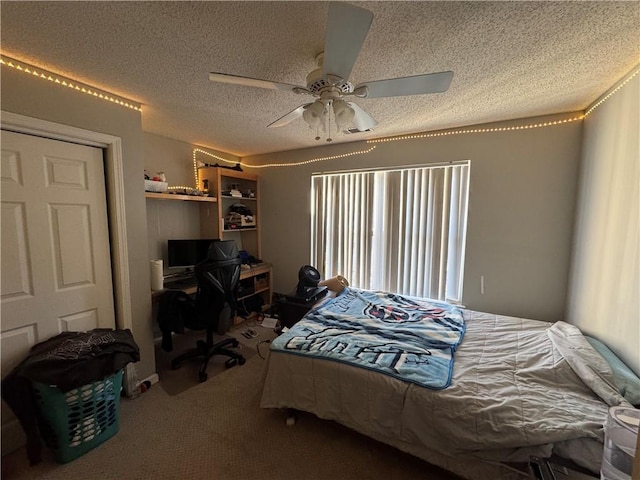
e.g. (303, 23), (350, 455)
(276, 297), (318, 329)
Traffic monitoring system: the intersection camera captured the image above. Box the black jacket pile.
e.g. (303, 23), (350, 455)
(1, 328), (139, 464)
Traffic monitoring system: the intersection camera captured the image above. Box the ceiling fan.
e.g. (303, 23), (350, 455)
(209, 2), (453, 141)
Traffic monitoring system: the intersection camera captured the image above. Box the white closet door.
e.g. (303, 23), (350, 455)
(1, 130), (115, 453)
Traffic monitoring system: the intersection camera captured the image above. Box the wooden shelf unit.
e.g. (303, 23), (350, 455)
(235, 263), (272, 324)
(152, 262), (272, 306)
(197, 167), (261, 260)
(145, 192), (217, 202)
(220, 194), (256, 201)
(146, 168), (271, 320)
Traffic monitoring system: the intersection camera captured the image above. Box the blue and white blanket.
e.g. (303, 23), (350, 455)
(271, 288), (465, 389)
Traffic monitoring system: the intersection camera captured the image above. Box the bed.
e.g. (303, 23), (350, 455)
(260, 287), (637, 480)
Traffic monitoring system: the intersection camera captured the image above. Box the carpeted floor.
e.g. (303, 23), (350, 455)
(155, 327), (263, 396)
(2, 325), (463, 480)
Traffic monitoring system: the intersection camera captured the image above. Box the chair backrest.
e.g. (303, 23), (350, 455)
(194, 240), (241, 328)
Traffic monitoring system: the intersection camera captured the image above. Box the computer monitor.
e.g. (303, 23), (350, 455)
(167, 239), (219, 270)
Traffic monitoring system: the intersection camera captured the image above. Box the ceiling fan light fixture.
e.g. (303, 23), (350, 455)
(303, 100), (326, 128)
(332, 99), (355, 127)
(208, 2), (455, 145)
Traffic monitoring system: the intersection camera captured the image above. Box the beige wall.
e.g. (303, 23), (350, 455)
(144, 132), (200, 189)
(144, 133), (239, 271)
(244, 112), (583, 322)
(1, 67), (156, 380)
(567, 72), (639, 375)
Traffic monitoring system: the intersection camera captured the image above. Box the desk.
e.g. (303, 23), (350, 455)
(151, 263), (272, 325)
(151, 282), (196, 299)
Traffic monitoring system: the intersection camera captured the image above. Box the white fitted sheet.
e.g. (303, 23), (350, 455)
(261, 309), (630, 479)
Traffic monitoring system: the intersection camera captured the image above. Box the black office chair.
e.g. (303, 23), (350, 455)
(171, 240), (246, 382)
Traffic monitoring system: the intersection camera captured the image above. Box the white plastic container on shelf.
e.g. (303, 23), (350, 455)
(601, 406), (639, 480)
(144, 179), (168, 192)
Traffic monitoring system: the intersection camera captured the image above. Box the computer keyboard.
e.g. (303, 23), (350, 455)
(164, 276), (197, 289)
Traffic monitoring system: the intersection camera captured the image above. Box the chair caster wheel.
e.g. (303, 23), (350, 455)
(198, 371), (208, 382)
(225, 358), (238, 368)
(238, 357), (246, 365)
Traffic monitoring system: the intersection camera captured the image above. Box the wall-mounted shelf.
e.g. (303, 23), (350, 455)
(145, 192), (217, 203)
(221, 195), (256, 201)
(238, 286), (271, 302)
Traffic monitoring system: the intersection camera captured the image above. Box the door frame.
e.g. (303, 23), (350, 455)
(1, 111), (132, 331)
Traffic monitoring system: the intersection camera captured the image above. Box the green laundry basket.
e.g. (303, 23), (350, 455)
(32, 370), (123, 463)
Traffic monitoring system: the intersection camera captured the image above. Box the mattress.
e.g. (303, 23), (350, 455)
(261, 307), (631, 479)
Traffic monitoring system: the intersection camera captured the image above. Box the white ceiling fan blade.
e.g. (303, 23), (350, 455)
(267, 103), (312, 128)
(209, 72), (306, 93)
(356, 71), (454, 98)
(348, 102), (378, 131)
(322, 2), (373, 81)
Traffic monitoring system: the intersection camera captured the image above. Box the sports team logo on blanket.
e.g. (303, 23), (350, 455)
(271, 288), (465, 389)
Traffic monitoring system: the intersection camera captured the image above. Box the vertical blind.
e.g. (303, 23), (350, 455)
(311, 162), (470, 303)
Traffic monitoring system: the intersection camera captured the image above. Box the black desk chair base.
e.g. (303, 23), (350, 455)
(168, 240), (245, 383)
(171, 336), (246, 382)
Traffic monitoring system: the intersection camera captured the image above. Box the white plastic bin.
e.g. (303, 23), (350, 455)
(601, 406), (639, 480)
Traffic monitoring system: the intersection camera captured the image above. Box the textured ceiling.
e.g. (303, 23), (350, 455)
(1, 1), (638, 157)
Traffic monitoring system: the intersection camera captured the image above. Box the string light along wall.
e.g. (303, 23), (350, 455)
(193, 113), (585, 172)
(191, 148), (240, 190)
(0, 55), (141, 112)
(4, 52), (635, 171)
(366, 115), (585, 144)
(584, 67), (639, 116)
(190, 146), (377, 188)
(366, 66), (639, 146)
(228, 64), (638, 167)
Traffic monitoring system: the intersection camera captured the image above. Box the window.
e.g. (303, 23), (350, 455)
(311, 161), (470, 303)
